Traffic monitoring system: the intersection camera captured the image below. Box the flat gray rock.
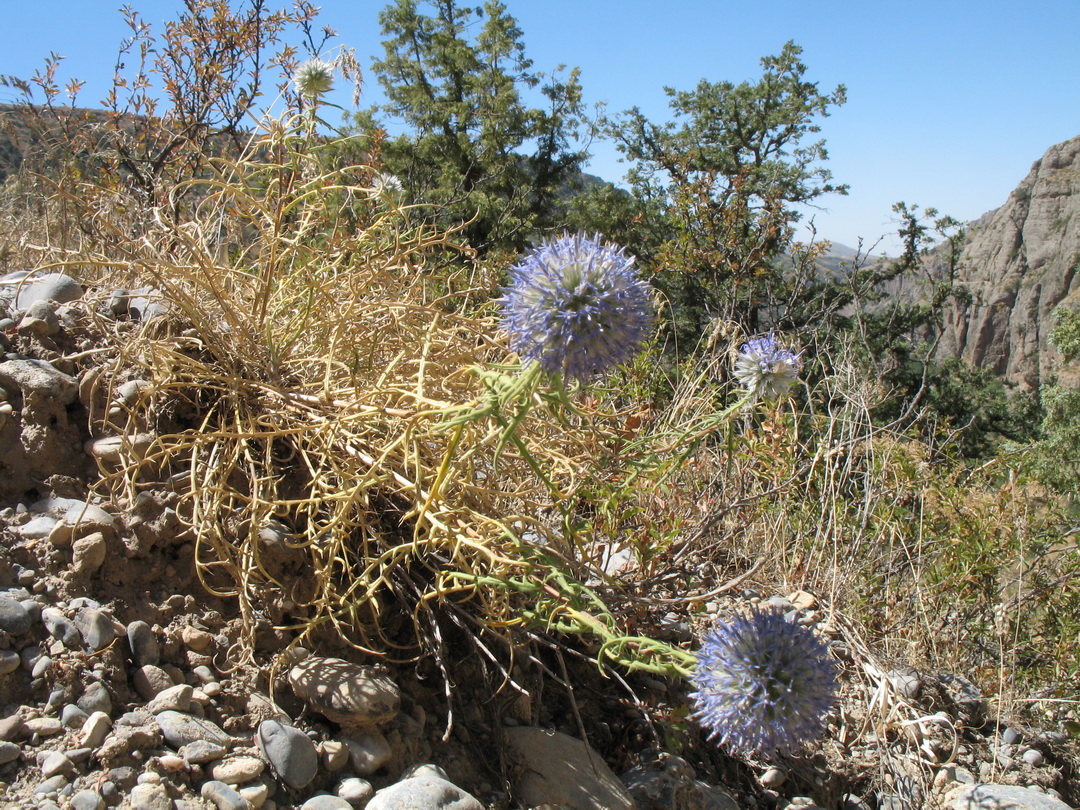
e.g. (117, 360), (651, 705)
(7, 272), (84, 310)
(504, 726), (636, 810)
(945, 784), (1072, 809)
(155, 710), (231, 749)
(0, 358), (78, 405)
(366, 776), (484, 810)
(74, 607), (116, 651)
(40, 608), (81, 647)
(288, 656), (400, 726)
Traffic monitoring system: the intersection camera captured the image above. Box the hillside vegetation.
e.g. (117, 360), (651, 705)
(0, 2), (1078, 808)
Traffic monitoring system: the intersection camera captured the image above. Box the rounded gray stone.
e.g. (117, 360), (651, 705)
(126, 621), (160, 666)
(0, 650), (20, 675)
(40, 750), (75, 778)
(336, 777), (375, 805)
(155, 710), (231, 749)
(69, 789), (105, 810)
(133, 665), (175, 701)
(257, 719), (319, 790)
(343, 730), (392, 775)
(77, 682), (113, 716)
(0, 596), (32, 635)
(366, 777), (484, 810)
(287, 656), (400, 726)
(504, 726), (634, 810)
(61, 703), (90, 730)
(0, 740), (20, 765)
(200, 780), (249, 810)
(1022, 748), (1046, 767)
(12, 273), (84, 310)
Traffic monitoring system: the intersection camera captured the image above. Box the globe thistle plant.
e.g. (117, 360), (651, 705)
(294, 58), (335, 99)
(500, 233), (653, 383)
(690, 608), (838, 756)
(734, 332), (803, 401)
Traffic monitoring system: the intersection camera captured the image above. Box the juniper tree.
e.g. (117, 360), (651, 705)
(595, 41), (847, 341)
(357, 0), (588, 255)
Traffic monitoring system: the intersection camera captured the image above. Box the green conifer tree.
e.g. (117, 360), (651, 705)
(357, 0), (588, 255)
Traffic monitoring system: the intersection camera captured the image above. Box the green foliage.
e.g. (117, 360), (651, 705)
(355, 0), (588, 255)
(597, 41), (847, 339)
(1025, 307), (1080, 493)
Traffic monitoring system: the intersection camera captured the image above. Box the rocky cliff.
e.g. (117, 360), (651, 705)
(929, 135), (1080, 390)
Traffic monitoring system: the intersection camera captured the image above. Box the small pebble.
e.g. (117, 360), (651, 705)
(1022, 748), (1045, 767)
(320, 740), (349, 772)
(180, 739), (229, 764)
(61, 704), (89, 730)
(77, 682), (113, 716)
(129, 782), (173, 810)
(133, 665), (175, 701)
(127, 621), (161, 666)
(24, 717), (63, 737)
(180, 626), (214, 651)
(239, 783), (270, 809)
(343, 730), (392, 775)
(81, 712), (113, 748)
(336, 777), (374, 805)
(0, 715), (26, 741)
(69, 789), (105, 810)
(760, 766), (787, 789)
(201, 779), (250, 810)
(208, 754), (265, 785)
(0, 740), (20, 765)
(155, 710), (231, 749)
(0, 596), (32, 635)
(0, 650), (20, 675)
(39, 751), (75, 778)
(34, 774), (69, 796)
(32, 655), (53, 678)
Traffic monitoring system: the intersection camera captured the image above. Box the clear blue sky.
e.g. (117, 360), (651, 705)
(3, 1), (1079, 254)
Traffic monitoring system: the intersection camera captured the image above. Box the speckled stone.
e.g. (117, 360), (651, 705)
(155, 711), (231, 749)
(287, 656), (399, 726)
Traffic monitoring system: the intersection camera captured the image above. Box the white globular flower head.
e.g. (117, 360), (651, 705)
(690, 608), (838, 757)
(372, 172), (404, 198)
(500, 233), (653, 382)
(294, 58), (335, 99)
(734, 331), (803, 401)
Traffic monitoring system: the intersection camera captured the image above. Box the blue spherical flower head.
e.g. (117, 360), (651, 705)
(734, 332), (803, 401)
(690, 608), (838, 757)
(500, 233), (653, 382)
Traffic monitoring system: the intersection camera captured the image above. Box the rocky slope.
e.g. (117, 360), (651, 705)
(923, 135), (1080, 390)
(1, 274), (1078, 809)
